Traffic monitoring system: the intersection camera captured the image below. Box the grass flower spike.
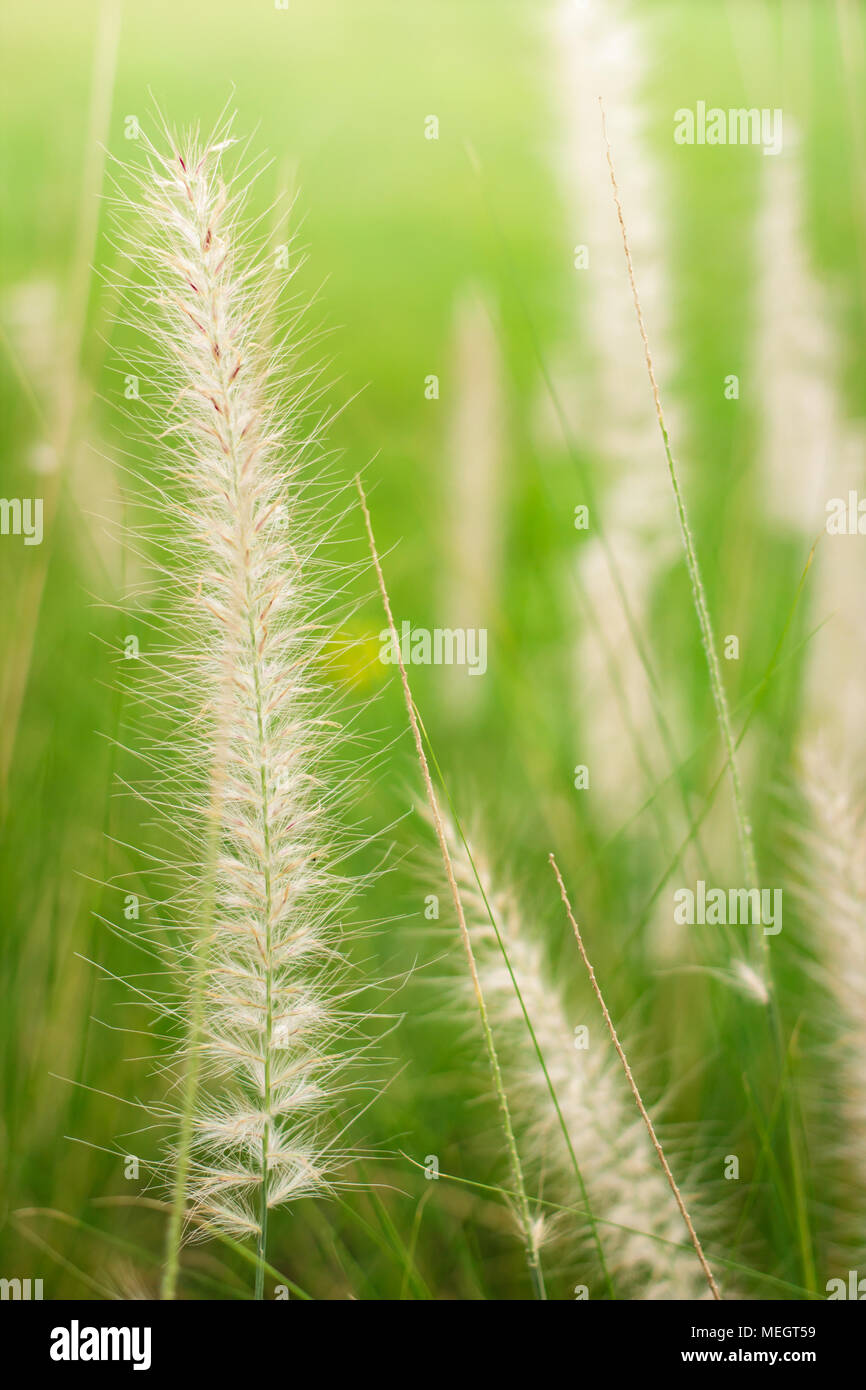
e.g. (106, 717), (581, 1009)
(443, 823), (713, 1298)
(116, 117), (372, 1298)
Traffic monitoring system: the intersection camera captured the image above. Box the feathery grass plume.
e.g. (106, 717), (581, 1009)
(600, 107), (824, 1289)
(549, 854), (721, 1299)
(599, 100), (758, 912)
(802, 416), (866, 764)
(754, 129), (838, 534)
(757, 128), (866, 760)
(439, 286), (504, 718)
(553, 0), (684, 471)
(753, 124), (861, 793)
(113, 115), (377, 1298)
(544, 0), (712, 914)
(765, 133), (866, 1282)
(440, 819), (712, 1298)
(794, 750), (866, 1240)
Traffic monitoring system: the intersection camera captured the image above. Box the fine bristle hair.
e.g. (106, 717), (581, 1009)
(795, 749), (866, 1237)
(438, 819), (712, 1299)
(106, 112), (378, 1297)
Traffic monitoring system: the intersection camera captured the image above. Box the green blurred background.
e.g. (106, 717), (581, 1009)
(1, 0), (865, 1299)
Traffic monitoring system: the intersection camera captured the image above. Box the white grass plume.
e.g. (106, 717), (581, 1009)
(795, 749), (866, 1227)
(111, 115), (377, 1294)
(440, 820), (711, 1298)
(754, 131), (838, 533)
(439, 286), (505, 718)
(547, 0), (721, 955)
(553, 0), (684, 835)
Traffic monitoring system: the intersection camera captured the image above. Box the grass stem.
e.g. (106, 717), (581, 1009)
(549, 853), (722, 1300)
(355, 473), (546, 1300)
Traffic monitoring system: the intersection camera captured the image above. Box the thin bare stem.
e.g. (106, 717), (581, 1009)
(355, 474), (546, 1300)
(599, 97), (757, 896)
(549, 852), (722, 1301)
(599, 98), (818, 1291)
